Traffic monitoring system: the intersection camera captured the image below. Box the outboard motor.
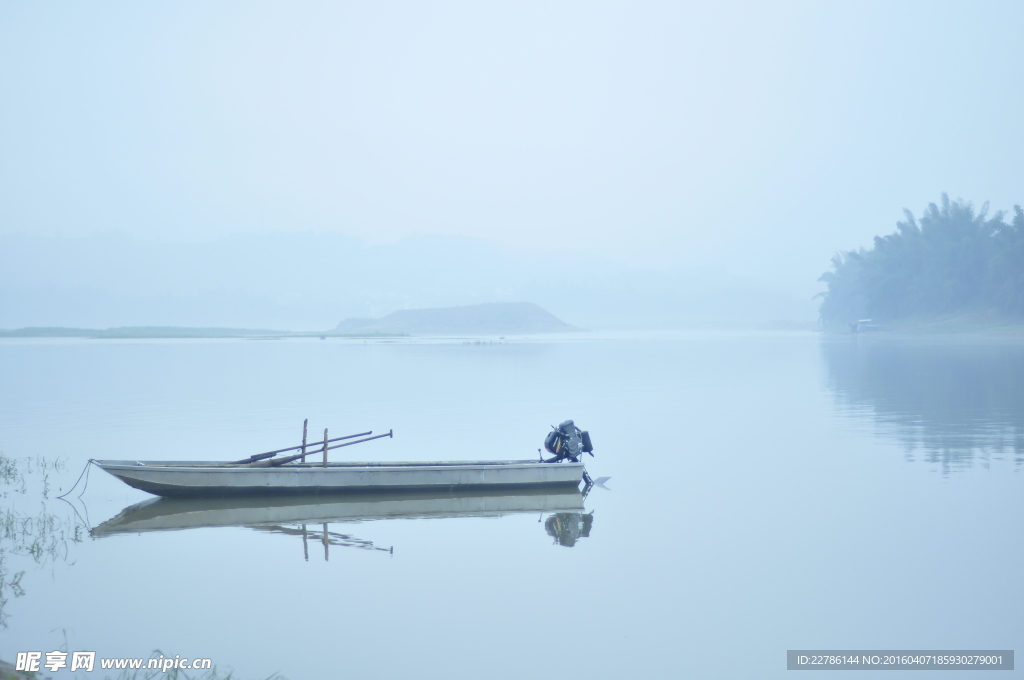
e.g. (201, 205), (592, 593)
(543, 420), (593, 463)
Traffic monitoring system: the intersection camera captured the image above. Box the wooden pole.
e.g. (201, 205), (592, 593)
(301, 419), (308, 463)
(322, 428), (328, 468)
(323, 522), (329, 561)
(302, 523), (308, 561)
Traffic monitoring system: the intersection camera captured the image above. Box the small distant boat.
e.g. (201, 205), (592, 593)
(94, 420), (593, 498)
(849, 319), (885, 333)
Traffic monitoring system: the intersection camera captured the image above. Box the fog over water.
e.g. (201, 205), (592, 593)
(3, 1), (1024, 329)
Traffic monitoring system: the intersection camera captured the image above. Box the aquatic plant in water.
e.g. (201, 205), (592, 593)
(0, 449), (85, 629)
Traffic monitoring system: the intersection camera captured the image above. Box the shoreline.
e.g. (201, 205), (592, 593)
(830, 313), (1024, 338)
(0, 326), (408, 340)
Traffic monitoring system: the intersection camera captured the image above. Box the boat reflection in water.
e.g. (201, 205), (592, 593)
(92, 486), (592, 559)
(545, 511), (594, 547)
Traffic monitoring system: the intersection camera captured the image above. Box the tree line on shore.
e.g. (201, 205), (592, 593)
(817, 194), (1024, 328)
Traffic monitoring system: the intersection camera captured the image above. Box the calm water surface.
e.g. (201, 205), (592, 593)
(0, 332), (1021, 678)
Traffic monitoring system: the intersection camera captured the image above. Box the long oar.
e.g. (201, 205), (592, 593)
(231, 431), (372, 464)
(244, 430), (394, 467)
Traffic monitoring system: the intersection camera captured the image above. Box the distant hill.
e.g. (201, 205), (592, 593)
(0, 307), (577, 338)
(333, 302), (578, 335)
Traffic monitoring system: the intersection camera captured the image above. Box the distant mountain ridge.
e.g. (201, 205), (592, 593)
(333, 302), (577, 335)
(0, 232), (818, 329)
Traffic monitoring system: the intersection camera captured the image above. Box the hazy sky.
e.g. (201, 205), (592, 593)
(2, 0), (1023, 294)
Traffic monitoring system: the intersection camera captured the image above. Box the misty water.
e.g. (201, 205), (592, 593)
(1, 332), (1021, 679)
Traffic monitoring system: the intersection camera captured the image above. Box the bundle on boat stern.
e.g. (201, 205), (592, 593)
(542, 419), (595, 486)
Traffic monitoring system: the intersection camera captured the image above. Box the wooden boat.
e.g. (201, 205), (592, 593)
(94, 458), (586, 497)
(93, 424), (588, 498)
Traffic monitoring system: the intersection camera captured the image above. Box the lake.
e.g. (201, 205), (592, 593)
(1, 332), (1021, 678)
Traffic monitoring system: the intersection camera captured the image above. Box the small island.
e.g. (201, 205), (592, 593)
(333, 302), (577, 336)
(817, 194), (1024, 333)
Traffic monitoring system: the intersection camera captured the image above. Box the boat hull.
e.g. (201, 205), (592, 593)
(94, 459), (585, 497)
